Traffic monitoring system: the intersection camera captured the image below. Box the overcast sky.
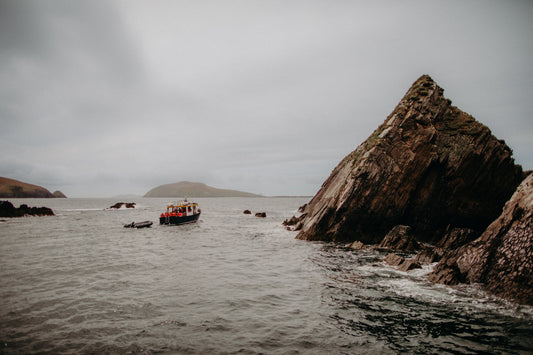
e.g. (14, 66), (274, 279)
(1, 0), (532, 197)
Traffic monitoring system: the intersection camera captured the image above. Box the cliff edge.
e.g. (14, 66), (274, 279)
(296, 75), (523, 244)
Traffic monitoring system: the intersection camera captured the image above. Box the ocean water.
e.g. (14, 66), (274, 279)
(0, 197), (532, 354)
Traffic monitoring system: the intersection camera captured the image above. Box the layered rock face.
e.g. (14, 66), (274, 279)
(296, 75), (523, 244)
(429, 173), (533, 304)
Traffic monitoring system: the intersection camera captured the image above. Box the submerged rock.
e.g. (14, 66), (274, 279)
(428, 174), (533, 305)
(282, 215), (304, 231)
(435, 227), (477, 250)
(295, 75), (523, 244)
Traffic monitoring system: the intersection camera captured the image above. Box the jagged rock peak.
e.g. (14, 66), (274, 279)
(295, 75), (523, 244)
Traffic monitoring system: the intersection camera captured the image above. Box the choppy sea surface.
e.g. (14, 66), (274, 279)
(0, 197), (532, 354)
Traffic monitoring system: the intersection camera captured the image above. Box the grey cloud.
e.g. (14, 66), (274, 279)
(1, 0), (532, 197)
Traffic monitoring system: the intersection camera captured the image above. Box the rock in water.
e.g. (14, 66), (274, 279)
(384, 253), (405, 267)
(296, 75), (523, 244)
(0, 201), (54, 217)
(428, 173), (533, 305)
(378, 225), (420, 251)
(0, 201), (16, 217)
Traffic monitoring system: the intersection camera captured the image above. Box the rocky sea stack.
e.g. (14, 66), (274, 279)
(291, 75), (532, 304)
(296, 75), (523, 245)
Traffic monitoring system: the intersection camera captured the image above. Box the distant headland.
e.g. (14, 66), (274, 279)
(0, 177), (66, 198)
(144, 181), (262, 198)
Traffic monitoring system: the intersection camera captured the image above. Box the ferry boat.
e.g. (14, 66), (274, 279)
(159, 199), (201, 225)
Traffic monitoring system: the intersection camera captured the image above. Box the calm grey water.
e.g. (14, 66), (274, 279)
(0, 197), (532, 354)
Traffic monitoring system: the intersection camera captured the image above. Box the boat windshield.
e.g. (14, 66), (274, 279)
(165, 201), (198, 215)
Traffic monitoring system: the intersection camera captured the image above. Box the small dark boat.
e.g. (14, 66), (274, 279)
(124, 221), (153, 228)
(160, 199), (201, 226)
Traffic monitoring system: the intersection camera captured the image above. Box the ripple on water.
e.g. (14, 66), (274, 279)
(0, 197), (532, 354)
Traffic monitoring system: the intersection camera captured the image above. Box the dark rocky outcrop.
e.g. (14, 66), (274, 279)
(348, 241), (366, 250)
(0, 177), (55, 198)
(399, 259), (422, 272)
(243, 210), (252, 214)
(378, 225), (420, 251)
(282, 215), (304, 231)
(383, 253), (422, 272)
(428, 174), (533, 305)
(282, 215), (299, 226)
(295, 75), (523, 244)
(384, 253), (405, 267)
(255, 212), (267, 218)
(0, 201), (54, 217)
(414, 246), (445, 264)
(108, 202), (136, 209)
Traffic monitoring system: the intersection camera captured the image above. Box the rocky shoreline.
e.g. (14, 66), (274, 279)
(287, 75), (532, 305)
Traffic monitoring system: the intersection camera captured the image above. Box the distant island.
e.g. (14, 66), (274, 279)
(53, 190), (67, 198)
(144, 181), (262, 198)
(0, 177), (65, 198)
